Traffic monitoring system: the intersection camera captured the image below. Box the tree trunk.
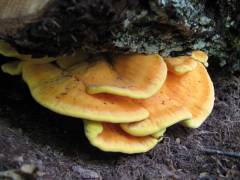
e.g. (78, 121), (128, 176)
(0, 0), (239, 72)
(0, 0), (54, 36)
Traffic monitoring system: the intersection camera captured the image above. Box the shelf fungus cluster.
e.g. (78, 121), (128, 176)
(0, 41), (215, 154)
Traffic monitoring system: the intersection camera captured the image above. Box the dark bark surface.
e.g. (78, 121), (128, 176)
(0, 0), (239, 72)
(0, 58), (239, 179)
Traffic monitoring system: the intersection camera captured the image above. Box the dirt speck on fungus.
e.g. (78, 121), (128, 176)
(0, 58), (239, 179)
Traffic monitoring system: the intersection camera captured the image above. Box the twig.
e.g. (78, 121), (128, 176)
(202, 148), (240, 158)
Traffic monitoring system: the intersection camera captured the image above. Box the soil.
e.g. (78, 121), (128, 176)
(0, 58), (239, 180)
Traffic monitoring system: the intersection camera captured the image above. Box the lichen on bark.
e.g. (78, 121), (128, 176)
(0, 0), (239, 72)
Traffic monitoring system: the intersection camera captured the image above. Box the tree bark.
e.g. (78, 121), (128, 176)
(0, 0), (239, 72)
(0, 0), (54, 36)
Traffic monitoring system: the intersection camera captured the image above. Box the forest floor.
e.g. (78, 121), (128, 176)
(0, 58), (239, 180)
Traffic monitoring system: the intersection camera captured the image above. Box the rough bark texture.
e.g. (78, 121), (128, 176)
(0, 0), (239, 72)
(0, 0), (54, 36)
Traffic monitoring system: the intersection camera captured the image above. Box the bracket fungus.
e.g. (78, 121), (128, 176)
(84, 121), (159, 154)
(120, 89), (192, 136)
(152, 129), (166, 139)
(191, 50), (209, 67)
(84, 54), (167, 99)
(56, 52), (88, 70)
(163, 63), (215, 128)
(1, 61), (22, 76)
(0, 40), (20, 58)
(1, 41), (215, 153)
(21, 63), (149, 123)
(0, 40), (56, 64)
(164, 56), (198, 75)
